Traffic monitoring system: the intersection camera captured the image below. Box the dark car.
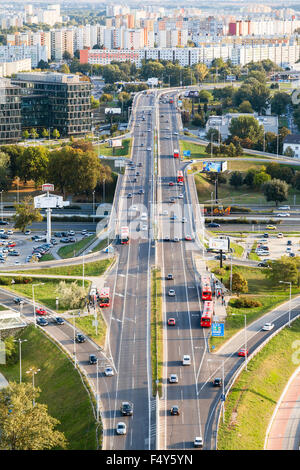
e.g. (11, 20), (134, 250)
(0, 234), (8, 239)
(120, 401), (133, 416)
(37, 317), (48, 326)
(263, 233), (269, 238)
(13, 297), (24, 305)
(138, 189), (144, 195)
(287, 240), (292, 246)
(215, 254), (226, 260)
(76, 334), (86, 343)
(208, 223), (220, 228)
(213, 378), (223, 387)
(0, 220), (8, 225)
(167, 273), (173, 280)
(170, 405), (180, 416)
(54, 317), (65, 325)
(54, 232), (63, 238)
(89, 354), (98, 365)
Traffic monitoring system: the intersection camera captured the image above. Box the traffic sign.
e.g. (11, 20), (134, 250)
(183, 150), (191, 157)
(211, 322), (224, 337)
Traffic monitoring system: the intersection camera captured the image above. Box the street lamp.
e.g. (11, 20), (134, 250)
(92, 190), (95, 223)
(232, 313), (248, 370)
(0, 190), (3, 222)
(279, 281), (292, 327)
(13, 338), (27, 383)
(26, 367), (40, 406)
(32, 283), (44, 327)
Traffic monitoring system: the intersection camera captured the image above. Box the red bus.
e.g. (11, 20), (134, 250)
(200, 274), (212, 301)
(200, 301), (214, 327)
(120, 226), (129, 244)
(173, 149), (179, 159)
(99, 287), (110, 308)
(177, 170), (184, 183)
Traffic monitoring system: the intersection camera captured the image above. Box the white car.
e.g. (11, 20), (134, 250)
(178, 194), (184, 199)
(163, 210), (168, 216)
(194, 437), (203, 448)
(0, 229), (5, 234)
(276, 213), (290, 217)
(169, 374), (178, 383)
(140, 213), (147, 221)
(278, 205), (290, 210)
(104, 367), (114, 377)
(277, 233), (284, 238)
(174, 132), (178, 135)
(116, 422), (127, 435)
(182, 355), (191, 366)
(7, 230), (13, 235)
(262, 322), (274, 331)
(147, 147), (151, 151)
(178, 181), (184, 186)
(168, 289), (175, 297)
(141, 224), (148, 231)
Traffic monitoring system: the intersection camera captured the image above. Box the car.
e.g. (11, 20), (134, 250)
(7, 242), (16, 248)
(54, 317), (65, 325)
(140, 143), (144, 147)
(169, 374), (178, 383)
(89, 354), (98, 365)
(178, 194), (183, 199)
(168, 289), (175, 297)
(215, 254), (226, 260)
(68, 230), (75, 236)
(0, 229), (5, 234)
(163, 210), (168, 216)
(262, 322), (274, 331)
(238, 348), (249, 357)
(164, 236), (170, 242)
(6, 230), (13, 235)
(287, 240), (292, 246)
(286, 247), (292, 252)
(116, 422), (127, 435)
(0, 220), (8, 225)
(24, 230), (31, 235)
(194, 437), (203, 448)
(173, 237), (180, 242)
(120, 401), (133, 416)
(174, 132), (178, 135)
(36, 308), (46, 316)
(278, 205), (290, 210)
(182, 217), (187, 223)
(76, 334), (86, 343)
(208, 222), (220, 228)
(141, 224), (148, 231)
(170, 405), (180, 415)
(276, 213), (290, 217)
(37, 317), (48, 326)
(213, 378), (223, 387)
(138, 162), (142, 167)
(168, 318), (176, 326)
(127, 193), (133, 198)
(167, 273), (173, 280)
(170, 215), (177, 220)
(13, 297), (24, 305)
(258, 261), (268, 267)
(178, 181), (184, 186)
(169, 197), (175, 203)
(104, 367), (114, 377)
(266, 225), (276, 230)
(8, 251), (19, 256)
(146, 147), (151, 151)
(138, 189), (145, 195)
(289, 252), (295, 257)
(263, 233), (269, 238)
(185, 235), (192, 241)
(136, 171), (140, 176)
(169, 182), (175, 186)
(182, 355), (191, 366)
(0, 259), (5, 263)
(277, 233), (284, 238)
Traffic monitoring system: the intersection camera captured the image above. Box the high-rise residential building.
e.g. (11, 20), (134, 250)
(0, 78), (21, 144)
(0, 45), (47, 68)
(12, 72), (92, 137)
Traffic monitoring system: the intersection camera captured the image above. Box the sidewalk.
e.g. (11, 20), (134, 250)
(266, 366), (300, 450)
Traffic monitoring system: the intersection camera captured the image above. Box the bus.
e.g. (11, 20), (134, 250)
(200, 301), (214, 327)
(120, 226), (129, 244)
(177, 170), (184, 183)
(99, 287), (110, 308)
(173, 149), (179, 159)
(200, 274), (212, 301)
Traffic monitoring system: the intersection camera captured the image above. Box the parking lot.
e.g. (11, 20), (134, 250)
(0, 226), (95, 266)
(254, 233), (300, 260)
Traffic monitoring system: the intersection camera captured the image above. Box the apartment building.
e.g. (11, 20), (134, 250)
(0, 45), (47, 68)
(0, 58), (31, 77)
(0, 78), (21, 144)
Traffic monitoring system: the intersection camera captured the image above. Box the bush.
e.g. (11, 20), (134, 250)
(0, 277), (11, 285)
(229, 296), (262, 308)
(212, 267), (226, 277)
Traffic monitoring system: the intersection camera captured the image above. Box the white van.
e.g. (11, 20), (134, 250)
(141, 212), (147, 221)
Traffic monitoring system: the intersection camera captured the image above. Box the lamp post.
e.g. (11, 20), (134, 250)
(32, 283), (44, 327)
(0, 190), (3, 222)
(279, 281), (292, 327)
(82, 252), (85, 287)
(92, 190), (95, 223)
(26, 367), (40, 406)
(232, 313), (248, 370)
(13, 338), (27, 383)
(96, 359), (100, 422)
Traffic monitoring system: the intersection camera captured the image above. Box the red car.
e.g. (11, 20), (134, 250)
(238, 348), (249, 357)
(36, 308), (47, 316)
(169, 182), (174, 186)
(168, 318), (176, 326)
(8, 242), (16, 247)
(185, 235), (192, 241)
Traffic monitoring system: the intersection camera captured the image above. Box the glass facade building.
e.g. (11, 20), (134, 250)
(0, 78), (21, 144)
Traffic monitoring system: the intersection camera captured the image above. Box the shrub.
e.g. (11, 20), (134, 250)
(212, 267), (226, 277)
(0, 277), (11, 285)
(230, 296), (262, 308)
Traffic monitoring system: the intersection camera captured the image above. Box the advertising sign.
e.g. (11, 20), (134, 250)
(211, 322), (225, 337)
(183, 150), (191, 157)
(109, 139), (122, 148)
(105, 108), (121, 115)
(202, 161), (227, 173)
(42, 184), (54, 192)
(209, 237), (229, 251)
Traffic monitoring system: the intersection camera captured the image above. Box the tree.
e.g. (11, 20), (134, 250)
(0, 151), (12, 191)
(229, 171), (243, 188)
(90, 95), (100, 109)
(292, 171), (300, 190)
(194, 63), (208, 82)
(16, 146), (49, 185)
(56, 281), (87, 309)
(41, 128), (49, 139)
(13, 196), (43, 232)
(206, 127), (221, 143)
(100, 93), (113, 103)
(199, 89), (213, 103)
(37, 59), (49, 70)
(271, 92), (291, 116)
(238, 100), (253, 113)
(253, 171), (271, 187)
(232, 272), (248, 294)
(284, 146), (295, 158)
(229, 115), (264, 144)
(0, 381), (67, 450)
(243, 168), (258, 188)
(265, 256), (298, 285)
(62, 50), (72, 60)
(52, 129), (60, 139)
(262, 178), (289, 206)
(30, 128), (39, 140)
(22, 130), (30, 140)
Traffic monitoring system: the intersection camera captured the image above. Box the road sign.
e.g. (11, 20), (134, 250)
(183, 150), (191, 157)
(211, 322), (224, 337)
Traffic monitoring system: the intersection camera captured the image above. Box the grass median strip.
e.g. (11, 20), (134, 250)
(58, 235), (95, 259)
(151, 267), (163, 397)
(69, 310), (107, 350)
(7, 258), (114, 277)
(0, 325), (98, 449)
(218, 318), (300, 450)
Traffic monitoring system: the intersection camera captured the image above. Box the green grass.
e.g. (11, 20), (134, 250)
(39, 253), (55, 262)
(69, 311), (107, 349)
(2, 278), (89, 313)
(180, 140), (207, 159)
(218, 318), (300, 450)
(7, 259), (114, 278)
(230, 242), (244, 258)
(91, 238), (109, 253)
(249, 241), (260, 261)
(58, 235), (95, 259)
(0, 325), (98, 449)
(151, 268), (163, 397)
(208, 264), (298, 350)
(95, 138), (132, 158)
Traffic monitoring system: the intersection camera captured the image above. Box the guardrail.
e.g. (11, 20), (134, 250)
(214, 310), (300, 450)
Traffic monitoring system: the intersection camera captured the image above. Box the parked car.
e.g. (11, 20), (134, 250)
(208, 222), (220, 228)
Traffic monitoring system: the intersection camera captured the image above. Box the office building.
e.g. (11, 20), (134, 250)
(0, 78), (21, 144)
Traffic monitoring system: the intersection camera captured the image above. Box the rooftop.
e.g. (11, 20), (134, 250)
(14, 72), (83, 84)
(283, 133), (300, 144)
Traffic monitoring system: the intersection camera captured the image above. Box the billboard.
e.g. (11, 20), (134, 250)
(209, 237), (229, 251)
(105, 108), (121, 115)
(211, 322), (225, 337)
(202, 161), (227, 173)
(109, 139), (122, 148)
(42, 184), (54, 192)
(147, 77), (158, 86)
(183, 150), (191, 157)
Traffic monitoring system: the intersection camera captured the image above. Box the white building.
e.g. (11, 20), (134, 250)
(283, 134), (300, 157)
(0, 45), (47, 68)
(206, 113), (279, 139)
